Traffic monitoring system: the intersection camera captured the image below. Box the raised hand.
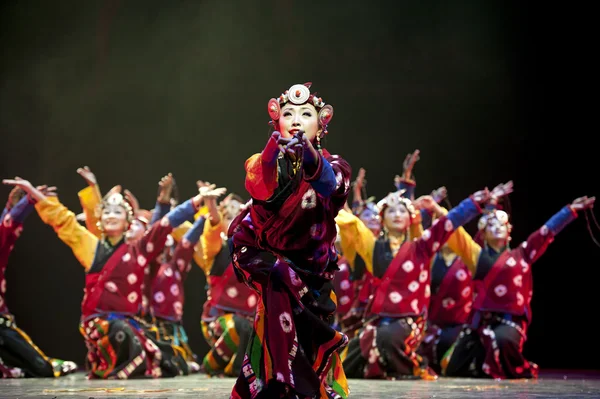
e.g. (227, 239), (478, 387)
(124, 189), (140, 214)
(431, 186), (447, 203)
(472, 187), (491, 205)
(3, 177), (46, 203)
(157, 173), (174, 204)
(36, 185), (58, 197)
(353, 168), (366, 192)
(201, 186), (227, 200)
(570, 196), (596, 212)
(198, 182), (217, 196)
(7, 185), (26, 208)
(76, 166), (97, 187)
(3, 177), (35, 194)
(491, 180), (514, 201)
(413, 195), (437, 212)
(402, 149), (420, 180)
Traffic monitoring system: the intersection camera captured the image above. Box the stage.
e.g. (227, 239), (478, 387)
(1, 371), (599, 398)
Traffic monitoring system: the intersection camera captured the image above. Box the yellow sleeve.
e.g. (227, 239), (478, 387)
(169, 220), (207, 273)
(335, 209), (375, 274)
(409, 210), (424, 240)
(200, 216), (225, 274)
(78, 185), (102, 238)
(431, 206), (481, 274)
(35, 197), (98, 271)
(170, 221), (192, 242)
(445, 226), (482, 274)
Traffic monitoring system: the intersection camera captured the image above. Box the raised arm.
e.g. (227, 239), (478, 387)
(4, 178), (98, 271)
(394, 149), (420, 200)
(519, 195), (595, 263)
(414, 189), (488, 259)
(76, 166), (103, 237)
(245, 132), (281, 201)
(335, 208), (376, 275)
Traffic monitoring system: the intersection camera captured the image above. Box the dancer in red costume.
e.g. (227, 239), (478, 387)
(229, 83), (351, 398)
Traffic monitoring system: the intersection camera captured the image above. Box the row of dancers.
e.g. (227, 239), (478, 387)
(0, 82), (595, 399)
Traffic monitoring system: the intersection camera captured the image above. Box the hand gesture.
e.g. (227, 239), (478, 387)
(353, 168), (366, 192)
(76, 166), (97, 186)
(471, 187), (491, 205)
(402, 149), (420, 180)
(157, 173), (174, 204)
(36, 185), (58, 197)
(7, 185), (26, 208)
(570, 196), (596, 212)
(201, 186), (227, 200)
(413, 195), (437, 211)
(3, 177), (35, 194)
(490, 180), (513, 202)
(431, 186), (447, 203)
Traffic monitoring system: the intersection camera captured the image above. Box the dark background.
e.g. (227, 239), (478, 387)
(1, 1), (597, 370)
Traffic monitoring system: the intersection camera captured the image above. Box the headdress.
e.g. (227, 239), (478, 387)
(267, 83), (334, 142)
(376, 189), (416, 219)
(477, 209), (512, 232)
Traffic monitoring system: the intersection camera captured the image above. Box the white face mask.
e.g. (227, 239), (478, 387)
(125, 219), (146, 242)
(100, 205), (128, 234)
(485, 218), (509, 241)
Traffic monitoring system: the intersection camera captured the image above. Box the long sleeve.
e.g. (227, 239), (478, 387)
(165, 199), (198, 227)
(395, 177), (416, 200)
(335, 208), (376, 275)
(170, 221), (192, 242)
(416, 198), (482, 259)
(137, 199), (199, 262)
(35, 197), (98, 271)
(326, 155), (352, 211)
(409, 210), (424, 240)
(183, 216), (206, 245)
(200, 216), (225, 275)
(519, 205), (577, 264)
(304, 155), (337, 197)
(435, 206), (482, 274)
(9, 196), (35, 223)
(150, 201), (171, 225)
(78, 185), (102, 238)
(245, 148), (279, 201)
(445, 227), (482, 274)
(168, 220), (206, 272)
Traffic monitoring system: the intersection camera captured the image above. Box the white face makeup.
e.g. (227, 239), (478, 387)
(125, 219), (146, 242)
(360, 207), (382, 236)
(278, 103), (319, 141)
(484, 218), (509, 242)
(383, 204), (411, 233)
(100, 205), (129, 235)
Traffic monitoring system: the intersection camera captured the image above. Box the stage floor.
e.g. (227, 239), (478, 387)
(1, 371), (599, 398)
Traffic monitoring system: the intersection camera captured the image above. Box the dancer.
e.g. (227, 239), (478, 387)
(0, 184), (77, 378)
(229, 83), (352, 398)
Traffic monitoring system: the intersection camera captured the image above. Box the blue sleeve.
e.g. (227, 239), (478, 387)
(0, 207), (8, 221)
(446, 198), (481, 228)
(420, 209), (433, 229)
(546, 206), (577, 235)
(396, 179), (415, 200)
(150, 201), (171, 225)
(9, 197), (35, 223)
(183, 216), (206, 244)
(305, 155), (337, 197)
(166, 199), (197, 227)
